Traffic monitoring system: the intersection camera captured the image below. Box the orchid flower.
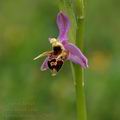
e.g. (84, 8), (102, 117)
(34, 12), (88, 76)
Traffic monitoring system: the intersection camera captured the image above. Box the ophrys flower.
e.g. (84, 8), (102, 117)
(34, 12), (88, 76)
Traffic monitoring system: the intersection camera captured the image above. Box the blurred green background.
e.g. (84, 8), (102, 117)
(0, 0), (120, 120)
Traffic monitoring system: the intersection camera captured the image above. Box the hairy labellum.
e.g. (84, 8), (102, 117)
(48, 58), (63, 73)
(47, 48), (68, 76)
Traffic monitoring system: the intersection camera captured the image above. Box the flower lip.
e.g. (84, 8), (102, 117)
(48, 58), (64, 72)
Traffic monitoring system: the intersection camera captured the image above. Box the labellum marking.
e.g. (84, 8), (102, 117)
(48, 58), (64, 75)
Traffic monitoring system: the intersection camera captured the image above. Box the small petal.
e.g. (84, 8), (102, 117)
(64, 43), (88, 68)
(40, 57), (49, 71)
(57, 12), (70, 42)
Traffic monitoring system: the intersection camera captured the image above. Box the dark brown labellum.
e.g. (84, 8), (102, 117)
(47, 58), (63, 72)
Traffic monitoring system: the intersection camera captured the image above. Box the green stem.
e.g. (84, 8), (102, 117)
(75, 0), (87, 120)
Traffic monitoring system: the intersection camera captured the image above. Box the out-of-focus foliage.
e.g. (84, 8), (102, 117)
(0, 0), (119, 120)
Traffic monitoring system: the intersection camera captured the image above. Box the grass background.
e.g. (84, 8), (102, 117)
(0, 0), (120, 120)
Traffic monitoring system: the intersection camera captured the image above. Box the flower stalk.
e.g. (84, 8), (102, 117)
(75, 0), (87, 120)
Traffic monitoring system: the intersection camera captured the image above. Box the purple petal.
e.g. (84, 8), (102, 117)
(40, 57), (49, 71)
(68, 54), (87, 68)
(64, 43), (88, 68)
(57, 11), (70, 42)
